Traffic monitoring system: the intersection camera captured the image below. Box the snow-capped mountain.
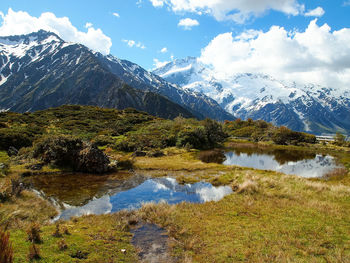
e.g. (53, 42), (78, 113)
(0, 30), (234, 121)
(153, 57), (350, 134)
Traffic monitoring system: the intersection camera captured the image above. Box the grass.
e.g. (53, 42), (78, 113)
(0, 189), (58, 229)
(1, 136), (350, 262)
(138, 170), (350, 262)
(10, 212), (138, 263)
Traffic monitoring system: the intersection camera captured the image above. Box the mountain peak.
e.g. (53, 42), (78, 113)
(0, 30), (62, 46)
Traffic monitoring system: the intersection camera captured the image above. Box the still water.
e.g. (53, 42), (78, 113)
(49, 176), (232, 220)
(223, 147), (342, 178)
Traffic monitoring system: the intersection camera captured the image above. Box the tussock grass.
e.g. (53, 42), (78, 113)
(137, 169), (350, 262)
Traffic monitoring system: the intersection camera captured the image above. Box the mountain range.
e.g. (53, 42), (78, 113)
(1, 30), (349, 134)
(153, 57), (350, 135)
(0, 30), (233, 121)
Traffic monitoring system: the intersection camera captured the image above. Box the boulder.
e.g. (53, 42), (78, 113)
(76, 144), (110, 174)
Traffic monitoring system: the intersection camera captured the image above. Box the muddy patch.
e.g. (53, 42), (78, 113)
(131, 223), (176, 263)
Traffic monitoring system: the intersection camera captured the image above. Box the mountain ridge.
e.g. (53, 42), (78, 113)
(0, 30), (234, 121)
(153, 57), (350, 135)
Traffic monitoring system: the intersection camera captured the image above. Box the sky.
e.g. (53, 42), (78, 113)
(0, 0), (349, 89)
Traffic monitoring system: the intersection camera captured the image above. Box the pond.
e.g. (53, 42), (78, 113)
(28, 174), (232, 220)
(223, 146), (342, 178)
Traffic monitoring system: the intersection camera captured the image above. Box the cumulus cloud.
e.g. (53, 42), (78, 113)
(122, 39), (146, 49)
(178, 18), (199, 30)
(305, 7), (325, 17)
(149, 0), (305, 23)
(199, 19), (350, 90)
(160, 47), (168, 53)
(113, 12), (120, 18)
(0, 8), (112, 55)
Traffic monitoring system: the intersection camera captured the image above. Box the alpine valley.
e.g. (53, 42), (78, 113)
(153, 57), (350, 135)
(0, 30), (233, 121)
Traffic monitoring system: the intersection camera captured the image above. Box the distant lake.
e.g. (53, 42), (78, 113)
(222, 146), (342, 178)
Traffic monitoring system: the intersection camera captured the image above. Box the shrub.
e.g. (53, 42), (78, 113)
(176, 126), (207, 149)
(334, 132), (346, 146)
(0, 229), (13, 263)
(33, 135), (110, 173)
(203, 118), (227, 148)
(272, 126), (316, 145)
(33, 135), (84, 167)
(0, 129), (33, 150)
(26, 223), (42, 244)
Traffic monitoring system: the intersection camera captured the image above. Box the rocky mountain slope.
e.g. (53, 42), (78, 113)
(0, 30), (234, 121)
(153, 57), (350, 134)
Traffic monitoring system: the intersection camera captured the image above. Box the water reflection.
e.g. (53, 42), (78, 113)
(27, 172), (147, 207)
(56, 177), (232, 220)
(224, 149), (341, 178)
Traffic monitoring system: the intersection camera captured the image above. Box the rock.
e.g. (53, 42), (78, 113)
(7, 146), (18, 156)
(75, 144), (110, 174)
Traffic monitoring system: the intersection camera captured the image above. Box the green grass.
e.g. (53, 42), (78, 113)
(10, 213), (138, 263)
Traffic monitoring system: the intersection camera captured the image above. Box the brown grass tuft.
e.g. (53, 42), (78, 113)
(52, 223), (62, 238)
(26, 223), (42, 243)
(0, 228), (13, 263)
(57, 239), (68, 251)
(237, 179), (260, 194)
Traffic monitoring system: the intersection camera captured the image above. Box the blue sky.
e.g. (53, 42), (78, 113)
(0, 0), (349, 73)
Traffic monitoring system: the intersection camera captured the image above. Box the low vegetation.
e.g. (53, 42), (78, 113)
(0, 228), (13, 263)
(224, 118), (317, 145)
(0, 105), (349, 262)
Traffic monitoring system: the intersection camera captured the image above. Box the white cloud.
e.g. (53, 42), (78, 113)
(122, 39), (146, 49)
(150, 0), (165, 7)
(0, 8), (112, 55)
(113, 12), (120, 18)
(199, 19), (350, 90)
(178, 18), (199, 30)
(149, 0), (305, 23)
(160, 47), (168, 53)
(153, 58), (170, 69)
(305, 7), (325, 17)
(85, 22), (93, 28)
(343, 0), (350, 6)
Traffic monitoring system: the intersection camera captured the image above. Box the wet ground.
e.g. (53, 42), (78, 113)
(131, 223), (176, 263)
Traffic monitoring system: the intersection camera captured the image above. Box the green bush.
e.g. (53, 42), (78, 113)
(334, 132), (346, 146)
(0, 129), (33, 150)
(33, 135), (110, 173)
(272, 127), (316, 145)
